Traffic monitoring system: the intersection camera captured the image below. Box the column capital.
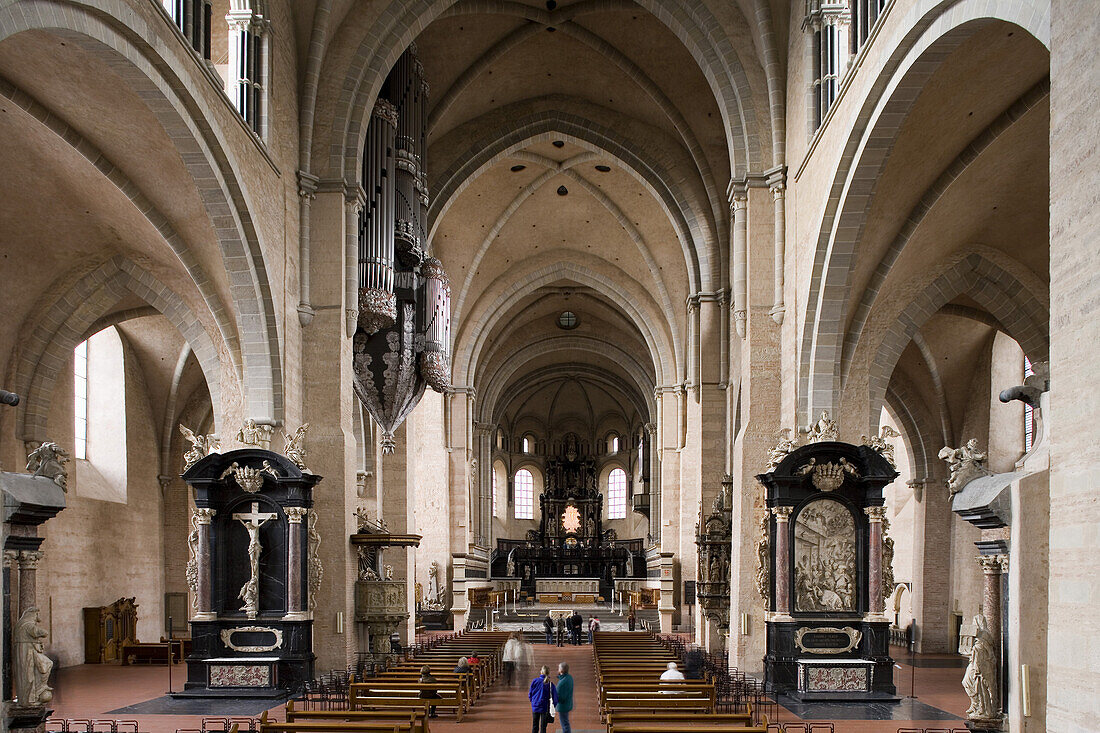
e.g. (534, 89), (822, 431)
(297, 170), (320, 199)
(18, 550), (44, 569)
(194, 507), (217, 525)
(286, 507), (308, 523)
(979, 555), (1005, 575)
(3, 549), (19, 567)
(772, 505), (793, 521)
(864, 506), (887, 523)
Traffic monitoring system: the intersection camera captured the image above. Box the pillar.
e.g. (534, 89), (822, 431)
(772, 507), (792, 618)
(194, 508), (216, 620)
(16, 551), (42, 617)
(866, 506), (886, 618)
(285, 507), (307, 618)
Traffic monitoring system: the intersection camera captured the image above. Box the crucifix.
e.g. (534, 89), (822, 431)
(233, 501), (278, 619)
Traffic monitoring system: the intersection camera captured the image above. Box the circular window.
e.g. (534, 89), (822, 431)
(557, 311), (579, 329)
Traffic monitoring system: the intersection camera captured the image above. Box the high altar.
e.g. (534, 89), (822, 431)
(176, 447), (321, 698)
(492, 434), (645, 598)
(757, 433), (898, 700)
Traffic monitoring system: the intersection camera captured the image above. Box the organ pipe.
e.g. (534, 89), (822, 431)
(357, 99), (398, 334)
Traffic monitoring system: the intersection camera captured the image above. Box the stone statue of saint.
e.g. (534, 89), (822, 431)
(14, 607), (53, 705)
(237, 418), (273, 448)
(506, 548), (516, 577)
(939, 438), (991, 495)
(962, 613), (999, 720)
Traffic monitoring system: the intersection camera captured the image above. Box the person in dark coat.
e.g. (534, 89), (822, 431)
(418, 665), (441, 718)
(543, 613), (554, 644)
(528, 665), (558, 733)
(627, 609), (637, 631)
(556, 615), (566, 646)
(683, 648), (705, 680)
(570, 610), (583, 645)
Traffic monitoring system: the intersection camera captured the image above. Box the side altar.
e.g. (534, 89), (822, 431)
(175, 446), (321, 698)
(757, 416), (898, 700)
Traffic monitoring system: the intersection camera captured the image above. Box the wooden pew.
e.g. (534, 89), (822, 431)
(259, 710), (414, 733)
(350, 680), (465, 721)
(284, 701), (429, 733)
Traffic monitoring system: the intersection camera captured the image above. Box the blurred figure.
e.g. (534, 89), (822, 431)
(660, 661), (685, 693)
(627, 609), (637, 631)
(543, 613), (554, 644)
(503, 632), (523, 687)
(683, 648), (705, 680)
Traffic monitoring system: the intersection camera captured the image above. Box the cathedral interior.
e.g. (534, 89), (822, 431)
(0, 0), (1095, 731)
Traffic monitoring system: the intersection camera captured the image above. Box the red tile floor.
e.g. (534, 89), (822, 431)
(47, 644), (970, 733)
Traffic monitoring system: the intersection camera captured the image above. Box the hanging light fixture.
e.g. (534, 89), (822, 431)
(352, 45), (451, 453)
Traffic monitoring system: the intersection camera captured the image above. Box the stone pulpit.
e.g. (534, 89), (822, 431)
(757, 428), (898, 700)
(176, 448), (321, 698)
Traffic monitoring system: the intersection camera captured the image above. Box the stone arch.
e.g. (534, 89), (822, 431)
(453, 257), (679, 389)
(429, 103), (716, 294)
(15, 256), (224, 442)
(325, 0), (765, 186)
(884, 375), (940, 486)
(482, 354), (655, 427)
(865, 253), (1049, 433)
(798, 0), (1050, 423)
(0, 0), (283, 422)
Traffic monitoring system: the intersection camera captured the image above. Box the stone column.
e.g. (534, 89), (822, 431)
(730, 190), (748, 338)
(194, 508), (216, 620)
(767, 171), (786, 324)
(16, 550), (43, 617)
(285, 507), (308, 619)
(980, 554), (1005, 660)
(773, 506), (793, 618)
(865, 506), (886, 617)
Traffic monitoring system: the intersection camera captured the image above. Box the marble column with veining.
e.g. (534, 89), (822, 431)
(981, 554), (1005, 656)
(285, 507), (308, 618)
(17, 550), (43, 617)
(195, 508), (216, 619)
(866, 506), (886, 617)
(773, 506), (793, 617)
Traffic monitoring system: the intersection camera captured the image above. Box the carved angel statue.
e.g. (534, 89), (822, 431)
(862, 425), (901, 467)
(26, 442), (69, 490)
(962, 613), (999, 719)
(938, 438), (990, 495)
(237, 418), (274, 448)
(383, 564), (394, 580)
(765, 428), (798, 472)
(13, 607), (53, 705)
(283, 423), (310, 470)
(803, 411), (840, 443)
(179, 424), (217, 471)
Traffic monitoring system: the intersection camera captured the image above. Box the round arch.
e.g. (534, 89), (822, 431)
(0, 0), (283, 422)
(798, 0), (1050, 424)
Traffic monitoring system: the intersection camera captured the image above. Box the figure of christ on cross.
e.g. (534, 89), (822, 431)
(233, 501), (278, 619)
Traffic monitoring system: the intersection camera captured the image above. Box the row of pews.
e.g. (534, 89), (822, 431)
(256, 630), (510, 733)
(594, 631), (768, 733)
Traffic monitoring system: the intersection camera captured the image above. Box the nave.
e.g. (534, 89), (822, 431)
(42, 629), (974, 733)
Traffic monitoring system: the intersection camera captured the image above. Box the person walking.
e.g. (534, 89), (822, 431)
(556, 614), (566, 647)
(627, 609), (637, 631)
(528, 665), (558, 733)
(418, 665), (441, 718)
(555, 662), (574, 733)
(587, 615), (600, 644)
(543, 613), (554, 645)
(503, 632), (523, 687)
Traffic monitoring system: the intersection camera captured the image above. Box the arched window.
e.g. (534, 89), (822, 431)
(1024, 356), (1036, 452)
(226, 1), (269, 136)
(492, 467), (498, 516)
(522, 434), (534, 454)
(73, 327), (128, 502)
(607, 468), (627, 520)
(609, 434), (620, 454)
(515, 469), (534, 520)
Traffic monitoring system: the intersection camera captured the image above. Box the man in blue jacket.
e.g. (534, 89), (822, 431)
(528, 665), (558, 733)
(555, 662), (574, 733)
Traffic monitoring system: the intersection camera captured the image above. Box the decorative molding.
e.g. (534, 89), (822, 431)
(795, 626), (863, 655)
(219, 626), (283, 653)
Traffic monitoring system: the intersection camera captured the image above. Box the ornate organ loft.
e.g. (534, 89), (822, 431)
(352, 45), (451, 452)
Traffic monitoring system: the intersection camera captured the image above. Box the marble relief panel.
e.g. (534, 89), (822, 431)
(794, 498), (857, 612)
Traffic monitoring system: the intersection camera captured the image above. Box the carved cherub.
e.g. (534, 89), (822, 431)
(26, 442), (69, 491)
(862, 425), (901, 467)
